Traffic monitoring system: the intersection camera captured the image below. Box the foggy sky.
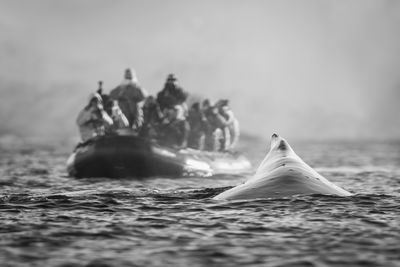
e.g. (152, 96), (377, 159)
(1, 0), (399, 142)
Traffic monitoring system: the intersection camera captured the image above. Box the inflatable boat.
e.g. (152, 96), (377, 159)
(66, 134), (251, 178)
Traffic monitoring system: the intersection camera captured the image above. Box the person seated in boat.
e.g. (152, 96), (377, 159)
(140, 95), (164, 140)
(200, 99), (212, 135)
(217, 99), (240, 150)
(93, 80), (129, 134)
(187, 102), (207, 150)
(202, 99), (234, 152)
(109, 68), (148, 130)
(159, 104), (190, 149)
(200, 99), (212, 150)
(156, 73), (188, 112)
(76, 93), (114, 142)
(203, 103), (226, 152)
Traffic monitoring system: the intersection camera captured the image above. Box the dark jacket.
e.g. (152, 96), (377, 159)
(109, 81), (146, 128)
(157, 82), (188, 110)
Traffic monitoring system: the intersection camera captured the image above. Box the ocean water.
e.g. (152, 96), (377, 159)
(0, 137), (400, 267)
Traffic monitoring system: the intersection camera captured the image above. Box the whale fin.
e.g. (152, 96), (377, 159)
(214, 134), (352, 200)
(249, 134), (297, 182)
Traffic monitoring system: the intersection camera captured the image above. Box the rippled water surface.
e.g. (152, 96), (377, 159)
(1, 137), (400, 267)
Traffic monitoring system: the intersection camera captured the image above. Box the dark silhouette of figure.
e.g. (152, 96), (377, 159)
(187, 102), (207, 150)
(156, 74), (188, 110)
(109, 68), (147, 129)
(159, 105), (189, 149)
(140, 96), (164, 140)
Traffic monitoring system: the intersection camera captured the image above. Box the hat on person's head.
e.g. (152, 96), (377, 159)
(191, 102), (200, 110)
(124, 68), (132, 79)
(215, 99), (229, 108)
(221, 99), (229, 107)
(202, 99), (211, 106)
(166, 73), (177, 82)
(124, 68), (138, 82)
(88, 92), (102, 104)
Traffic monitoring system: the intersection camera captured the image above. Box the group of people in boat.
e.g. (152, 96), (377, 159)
(76, 68), (240, 151)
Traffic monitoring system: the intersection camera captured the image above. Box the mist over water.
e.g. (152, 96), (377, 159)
(1, 0), (400, 141)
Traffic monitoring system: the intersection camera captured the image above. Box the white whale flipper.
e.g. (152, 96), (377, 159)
(214, 134), (352, 200)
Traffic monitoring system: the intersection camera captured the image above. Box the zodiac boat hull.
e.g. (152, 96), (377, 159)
(66, 135), (251, 178)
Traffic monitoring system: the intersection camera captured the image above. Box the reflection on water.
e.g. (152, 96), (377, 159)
(0, 137), (400, 267)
